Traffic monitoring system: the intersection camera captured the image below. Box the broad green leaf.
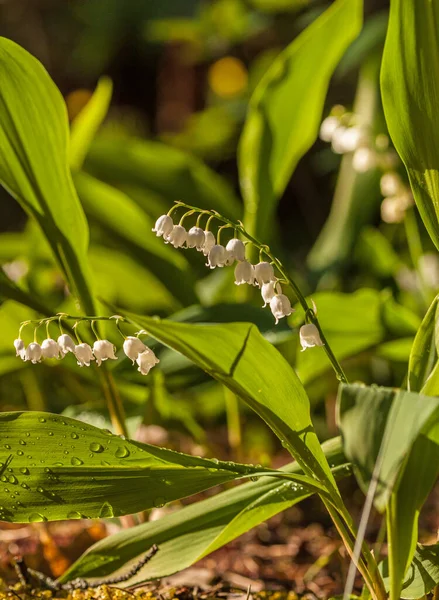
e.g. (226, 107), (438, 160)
(239, 0), (362, 239)
(354, 226), (401, 279)
(70, 76), (113, 171)
(62, 437), (349, 584)
(74, 171), (198, 305)
(376, 338), (413, 363)
(381, 0), (439, 250)
(85, 137), (241, 219)
(408, 294), (439, 392)
(0, 37), (95, 313)
(0, 411), (318, 523)
(122, 311), (338, 495)
(381, 542), (439, 599)
(0, 271), (55, 317)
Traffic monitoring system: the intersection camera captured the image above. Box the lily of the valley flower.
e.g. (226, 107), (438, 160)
(254, 262), (275, 287)
(74, 343), (95, 367)
(270, 294), (293, 324)
(93, 340), (118, 366)
(41, 338), (61, 359)
(202, 231), (215, 256)
(299, 323), (324, 351)
(57, 334), (76, 356)
(165, 225), (187, 248)
(123, 336), (147, 364)
(14, 339), (26, 360)
(152, 215), (173, 238)
(261, 281), (278, 307)
(186, 227), (205, 250)
(25, 342), (42, 364)
(207, 244), (226, 268)
(225, 239), (245, 263)
(234, 261), (255, 285)
(136, 348), (160, 375)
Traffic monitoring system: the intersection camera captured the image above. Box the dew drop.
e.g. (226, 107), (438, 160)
(48, 432), (54, 436)
(19, 467), (29, 475)
(71, 457), (83, 466)
(25, 432), (30, 437)
(67, 511), (82, 519)
(0, 476), (6, 482)
(71, 433), (79, 439)
(38, 417), (46, 423)
(153, 497), (166, 508)
(19, 440), (26, 446)
(99, 502), (114, 518)
(21, 483), (29, 490)
(29, 513), (47, 522)
(8, 475), (17, 484)
(17, 451), (23, 456)
(89, 442), (104, 453)
(37, 487), (44, 493)
(4, 444), (11, 450)
(115, 446), (130, 458)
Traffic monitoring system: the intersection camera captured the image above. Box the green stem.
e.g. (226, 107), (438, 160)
(224, 387), (242, 461)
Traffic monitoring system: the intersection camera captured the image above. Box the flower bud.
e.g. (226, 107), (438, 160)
(270, 294), (293, 324)
(57, 334), (76, 356)
(74, 343), (95, 367)
(202, 231), (216, 256)
(207, 245), (226, 268)
(165, 225), (187, 248)
(186, 227), (205, 250)
(136, 348), (160, 375)
(41, 338), (61, 359)
(299, 323), (324, 351)
(234, 261), (255, 285)
(152, 214), (173, 238)
(14, 339), (26, 360)
(254, 262), (275, 287)
(25, 342), (42, 364)
(123, 336), (147, 364)
(93, 339), (118, 366)
(225, 238), (245, 263)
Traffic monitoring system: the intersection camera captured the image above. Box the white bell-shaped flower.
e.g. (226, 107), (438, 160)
(254, 262), (275, 287)
(57, 334), (76, 356)
(14, 339), (26, 360)
(270, 294), (293, 324)
(380, 172), (402, 197)
(234, 261), (255, 285)
(186, 227), (205, 249)
(202, 231), (216, 255)
(123, 336), (147, 364)
(165, 225), (187, 248)
(261, 281), (278, 307)
(136, 348), (160, 375)
(299, 323), (324, 351)
(74, 343), (95, 367)
(41, 338), (61, 359)
(207, 244), (226, 268)
(93, 339), (118, 366)
(225, 238), (245, 263)
(319, 116), (340, 142)
(25, 342), (42, 364)
(352, 147), (377, 173)
(152, 214), (173, 238)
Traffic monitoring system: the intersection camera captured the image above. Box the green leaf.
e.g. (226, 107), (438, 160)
(381, 542), (439, 599)
(0, 411), (317, 523)
(0, 271), (55, 317)
(408, 294), (439, 392)
(122, 310), (338, 495)
(381, 0), (439, 250)
(62, 437), (349, 584)
(0, 37), (95, 313)
(239, 0), (362, 239)
(85, 137), (241, 219)
(70, 76), (113, 171)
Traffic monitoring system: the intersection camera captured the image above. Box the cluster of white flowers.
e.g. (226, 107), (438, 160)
(153, 214), (293, 324)
(13, 334), (159, 376)
(379, 171), (413, 224)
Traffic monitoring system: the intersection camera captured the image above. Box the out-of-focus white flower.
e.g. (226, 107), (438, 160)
(352, 147), (377, 173)
(225, 238), (245, 263)
(261, 281), (278, 307)
(419, 253), (439, 290)
(299, 323), (324, 351)
(136, 348), (160, 375)
(93, 340), (118, 366)
(41, 338), (61, 359)
(380, 172), (402, 197)
(332, 126), (366, 154)
(14, 339), (26, 360)
(2, 260), (28, 283)
(74, 343), (95, 367)
(123, 336), (147, 364)
(375, 133), (389, 151)
(207, 245), (226, 268)
(254, 262), (275, 287)
(319, 116), (340, 142)
(152, 214), (174, 238)
(202, 231), (216, 256)
(165, 225), (187, 248)
(380, 194), (413, 223)
(25, 342), (42, 364)
(234, 261), (255, 285)
(57, 334), (76, 356)
(186, 227), (205, 250)
(270, 294), (293, 324)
